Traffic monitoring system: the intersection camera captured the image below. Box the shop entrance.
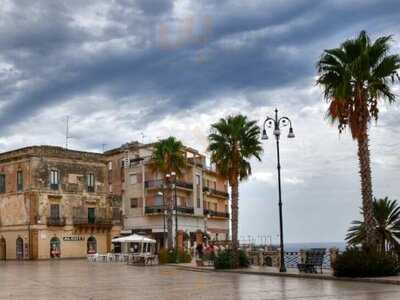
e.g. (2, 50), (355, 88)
(0, 237), (6, 260)
(87, 236), (97, 254)
(50, 237), (61, 258)
(16, 237), (24, 260)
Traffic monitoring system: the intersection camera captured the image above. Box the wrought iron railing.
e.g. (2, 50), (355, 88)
(145, 206), (194, 215)
(145, 180), (193, 190)
(73, 217), (112, 226)
(47, 217), (66, 226)
(284, 251), (333, 269)
(203, 186), (229, 198)
(204, 209), (229, 218)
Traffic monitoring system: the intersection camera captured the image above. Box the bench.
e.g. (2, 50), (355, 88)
(297, 248), (325, 274)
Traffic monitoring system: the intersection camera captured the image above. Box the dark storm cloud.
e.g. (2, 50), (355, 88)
(0, 0), (399, 133)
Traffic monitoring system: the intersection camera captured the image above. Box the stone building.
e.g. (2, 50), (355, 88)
(0, 146), (121, 260)
(105, 142), (229, 249)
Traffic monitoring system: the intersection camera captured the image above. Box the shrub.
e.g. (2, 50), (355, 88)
(333, 248), (400, 277)
(214, 249), (249, 269)
(158, 248), (169, 264)
(158, 248), (192, 264)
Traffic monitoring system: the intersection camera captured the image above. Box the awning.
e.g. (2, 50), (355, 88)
(112, 234), (156, 244)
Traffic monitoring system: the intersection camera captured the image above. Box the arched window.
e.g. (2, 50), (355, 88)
(0, 236), (6, 260)
(50, 237), (61, 258)
(16, 237), (23, 260)
(87, 236), (97, 254)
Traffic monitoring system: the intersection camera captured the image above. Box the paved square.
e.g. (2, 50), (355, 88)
(1, 260), (400, 299)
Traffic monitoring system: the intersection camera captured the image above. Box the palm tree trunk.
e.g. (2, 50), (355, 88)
(167, 211), (173, 249)
(166, 189), (174, 249)
(357, 130), (376, 249)
(230, 176), (239, 266)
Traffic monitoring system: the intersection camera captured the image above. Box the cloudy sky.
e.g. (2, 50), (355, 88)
(1, 0), (399, 244)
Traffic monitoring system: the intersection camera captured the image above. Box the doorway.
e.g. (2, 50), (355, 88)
(0, 237), (6, 260)
(50, 237), (61, 258)
(87, 236), (97, 254)
(16, 237), (23, 260)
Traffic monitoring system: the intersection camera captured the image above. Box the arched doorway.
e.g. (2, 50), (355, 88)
(0, 237), (6, 260)
(16, 237), (24, 260)
(50, 237), (61, 258)
(87, 236), (97, 254)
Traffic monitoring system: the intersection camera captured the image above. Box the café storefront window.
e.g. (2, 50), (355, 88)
(50, 237), (61, 258)
(87, 236), (97, 254)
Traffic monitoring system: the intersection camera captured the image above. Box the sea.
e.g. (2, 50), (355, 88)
(283, 242), (346, 252)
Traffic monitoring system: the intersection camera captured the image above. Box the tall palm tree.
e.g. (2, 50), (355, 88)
(316, 31), (400, 248)
(208, 115), (263, 261)
(347, 197), (400, 253)
(150, 137), (186, 249)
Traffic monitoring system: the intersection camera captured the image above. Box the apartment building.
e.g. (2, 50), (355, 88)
(105, 142), (230, 249)
(0, 146), (121, 260)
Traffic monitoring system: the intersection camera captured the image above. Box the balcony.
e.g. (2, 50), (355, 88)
(47, 217), (66, 226)
(204, 209), (229, 219)
(145, 206), (194, 215)
(145, 180), (193, 190)
(73, 216), (113, 227)
(72, 207), (112, 228)
(203, 187), (229, 198)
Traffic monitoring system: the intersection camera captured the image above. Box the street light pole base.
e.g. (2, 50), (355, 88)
(279, 266), (287, 273)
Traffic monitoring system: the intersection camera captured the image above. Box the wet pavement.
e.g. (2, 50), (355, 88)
(1, 260), (400, 299)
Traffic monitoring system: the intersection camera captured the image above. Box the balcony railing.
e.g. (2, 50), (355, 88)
(145, 180), (193, 190)
(145, 206), (194, 215)
(204, 209), (229, 219)
(73, 217), (112, 227)
(47, 217), (66, 226)
(203, 187), (229, 198)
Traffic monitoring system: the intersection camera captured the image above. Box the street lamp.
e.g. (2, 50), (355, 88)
(166, 172), (178, 255)
(157, 190), (167, 248)
(204, 213), (210, 245)
(262, 108), (295, 273)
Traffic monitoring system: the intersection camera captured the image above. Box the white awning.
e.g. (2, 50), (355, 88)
(112, 234), (156, 244)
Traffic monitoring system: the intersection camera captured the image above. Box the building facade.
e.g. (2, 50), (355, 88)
(0, 146), (121, 260)
(105, 142), (230, 249)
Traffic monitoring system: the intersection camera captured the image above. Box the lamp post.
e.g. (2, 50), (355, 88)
(171, 171), (178, 253)
(262, 108), (295, 273)
(157, 189), (167, 248)
(166, 172), (178, 254)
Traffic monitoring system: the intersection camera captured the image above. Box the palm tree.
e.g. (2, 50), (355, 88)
(347, 197), (400, 253)
(316, 31), (400, 248)
(208, 115), (263, 262)
(150, 137), (186, 249)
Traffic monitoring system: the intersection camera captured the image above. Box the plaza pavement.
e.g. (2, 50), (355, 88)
(173, 262), (400, 285)
(1, 260), (400, 299)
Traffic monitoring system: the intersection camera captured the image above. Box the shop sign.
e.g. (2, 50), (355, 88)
(62, 236), (85, 241)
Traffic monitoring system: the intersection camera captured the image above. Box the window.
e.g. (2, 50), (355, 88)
(206, 179), (210, 187)
(108, 184), (112, 193)
(0, 174), (5, 193)
(87, 173), (95, 192)
(108, 161), (113, 170)
(196, 174), (201, 185)
(88, 208), (96, 224)
(155, 194), (163, 206)
(129, 174), (137, 185)
(213, 181), (217, 190)
(196, 174), (201, 208)
(50, 170), (59, 190)
(17, 171), (23, 192)
(50, 204), (60, 219)
(213, 203), (218, 211)
(130, 198), (139, 208)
